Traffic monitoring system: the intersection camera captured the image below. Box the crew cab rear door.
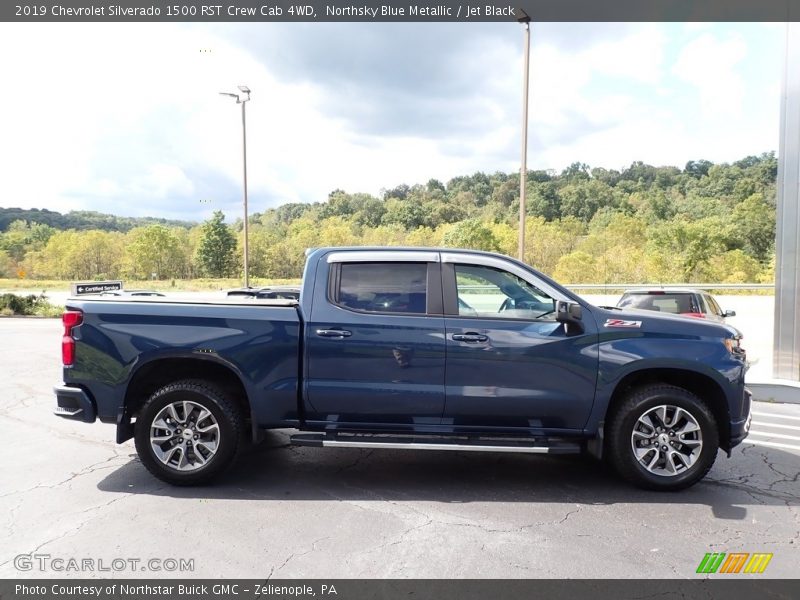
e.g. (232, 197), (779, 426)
(303, 251), (446, 427)
(440, 253), (598, 432)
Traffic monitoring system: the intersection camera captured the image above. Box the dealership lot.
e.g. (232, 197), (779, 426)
(1, 317), (798, 578)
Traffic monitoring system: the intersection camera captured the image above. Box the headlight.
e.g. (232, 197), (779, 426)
(724, 337), (745, 356)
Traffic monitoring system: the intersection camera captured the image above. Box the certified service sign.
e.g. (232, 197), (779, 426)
(71, 281), (124, 296)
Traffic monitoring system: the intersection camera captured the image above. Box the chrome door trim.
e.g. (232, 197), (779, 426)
(327, 250), (440, 263)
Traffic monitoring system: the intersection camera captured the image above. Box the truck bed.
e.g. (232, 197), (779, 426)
(66, 295), (298, 307)
(63, 298), (302, 428)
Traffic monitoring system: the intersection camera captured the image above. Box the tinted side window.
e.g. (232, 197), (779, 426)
(336, 263), (428, 314)
(454, 264), (555, 320)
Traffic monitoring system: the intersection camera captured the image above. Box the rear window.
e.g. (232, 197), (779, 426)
(336, 263), (428, 314)
(618, 293), (695, 314)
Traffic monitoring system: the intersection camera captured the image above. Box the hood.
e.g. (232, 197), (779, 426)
(590, 305), (742, 339)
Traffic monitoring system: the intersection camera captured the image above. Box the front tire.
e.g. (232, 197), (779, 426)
(607, 384), (719, 491)
(134, 380), (243, 485)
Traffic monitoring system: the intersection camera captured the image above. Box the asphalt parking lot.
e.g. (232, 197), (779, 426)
(1, 318), (798, 578)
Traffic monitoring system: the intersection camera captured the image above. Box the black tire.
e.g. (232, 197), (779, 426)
(606, 384), (719, 491)
(134, 380), (243, 485)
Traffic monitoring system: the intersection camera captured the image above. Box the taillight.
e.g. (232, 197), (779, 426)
(62, 310), (83, 367)
(680, 312), (706, 319)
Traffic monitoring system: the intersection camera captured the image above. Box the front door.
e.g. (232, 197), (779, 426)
(442, 258), (598, 432)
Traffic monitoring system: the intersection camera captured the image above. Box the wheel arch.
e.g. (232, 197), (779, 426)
(604, 368), (731, 452)
(119, 356), (253, 443)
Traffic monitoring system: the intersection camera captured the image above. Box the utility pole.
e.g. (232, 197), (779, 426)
(517, 10), (532, 262)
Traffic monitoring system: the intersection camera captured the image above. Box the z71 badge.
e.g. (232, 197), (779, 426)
(604, 318), (642, 328)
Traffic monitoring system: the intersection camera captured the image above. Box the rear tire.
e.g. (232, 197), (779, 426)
(134, 380), (243, 485)
(606, 384), (719, 491)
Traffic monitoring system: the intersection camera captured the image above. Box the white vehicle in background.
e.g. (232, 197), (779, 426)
(617, 289), (736, 322)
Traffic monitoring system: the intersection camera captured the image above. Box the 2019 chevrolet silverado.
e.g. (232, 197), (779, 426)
(54, 248), (751, 490)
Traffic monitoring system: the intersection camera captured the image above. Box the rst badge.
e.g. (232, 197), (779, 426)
(604, 318), (642, 328)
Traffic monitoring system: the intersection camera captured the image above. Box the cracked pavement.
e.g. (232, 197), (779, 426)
(1, 319), (799, 578)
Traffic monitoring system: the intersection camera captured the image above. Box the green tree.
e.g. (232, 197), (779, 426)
(526, 181), (561, 220)
(70, 231), (124, 279)
(125, 225), (183, 279)
(441, 219), (499, 251)
(699, 250), (761, 283)
(558, 180), (615, 222)
(0, 249), (14, 277)
(553, 251), (597, 283)
(173, 227), (200, 279)
(405, 226), (437, 247)
(758, 254), (775, 283)
(0, 220), (55, 263)
(573, 213), (650, 283)
(359, 224), (408, 247)
(524, 217), (585, 275)
(731, 193), (775, 261)
(381, 199), (431, 230)
(34, 230), (79, 278)
(684, 159), (713, 178)
(196, 211), (237, 278)
(647, 217), (731, 281)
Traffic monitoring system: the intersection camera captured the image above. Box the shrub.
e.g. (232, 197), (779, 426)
(0, 292), (60, 316)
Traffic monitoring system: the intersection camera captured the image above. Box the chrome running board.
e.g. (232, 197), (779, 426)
(290, 433), (581, 454)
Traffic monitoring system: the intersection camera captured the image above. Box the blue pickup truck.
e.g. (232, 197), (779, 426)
(54, 247), (751, 490)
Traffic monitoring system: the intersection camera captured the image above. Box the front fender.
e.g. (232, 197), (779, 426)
(584, 332), (747, 434)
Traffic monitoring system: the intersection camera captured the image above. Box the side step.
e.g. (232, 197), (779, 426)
(290, 433), (581, 455)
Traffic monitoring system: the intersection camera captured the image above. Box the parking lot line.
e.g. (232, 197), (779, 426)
(746, 430), (800, 441)
(743, 439), (800, 452)
(752, 410), (800, 421)
(751, 420), (800, 431)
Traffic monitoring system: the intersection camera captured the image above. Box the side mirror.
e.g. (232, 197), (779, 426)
(724, 309), (736, 318)
(556, 300), (584, 334)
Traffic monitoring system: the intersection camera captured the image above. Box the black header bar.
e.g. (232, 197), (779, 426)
(3, 0), (800, 22)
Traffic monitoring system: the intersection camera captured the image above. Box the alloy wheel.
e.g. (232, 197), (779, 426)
(149, 400), (220, 471)
(630, 404), (703, 477)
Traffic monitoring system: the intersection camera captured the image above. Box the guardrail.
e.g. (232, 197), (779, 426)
(562, 283), (774, 291)
(459, 283), (775, 293)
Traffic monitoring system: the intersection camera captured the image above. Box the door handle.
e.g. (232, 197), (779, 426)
(316, 329), (352, 338)
(452, 332), (488, 343)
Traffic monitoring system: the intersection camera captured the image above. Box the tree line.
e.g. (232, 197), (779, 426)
(0, 153), (777, 284)
(0, 208), (193, 234)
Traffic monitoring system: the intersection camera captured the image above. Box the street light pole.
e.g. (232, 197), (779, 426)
(517, 11), (531, 262)
(240, 88), (250, 289)
(220, 85), (252, 288)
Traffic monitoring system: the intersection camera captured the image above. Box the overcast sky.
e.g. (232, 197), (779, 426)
(0, 22), (785, 222)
